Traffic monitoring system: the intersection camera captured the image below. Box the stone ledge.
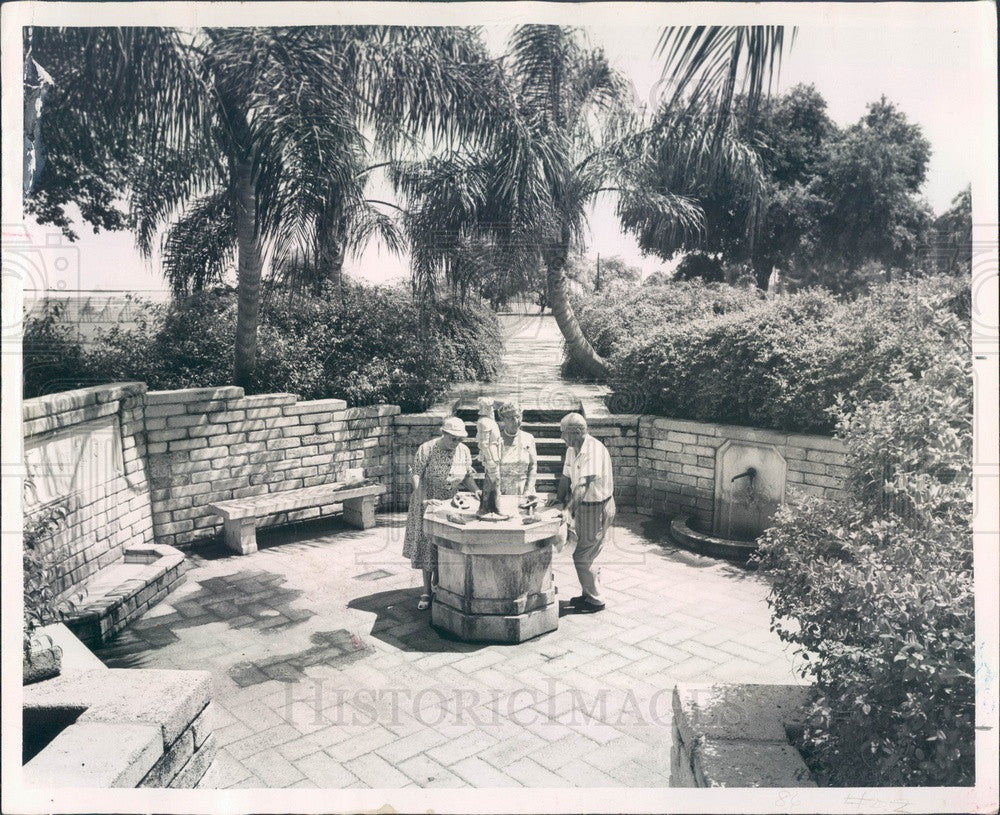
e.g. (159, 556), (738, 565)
(23, 382), (146, 421)
(672, 683), (816, 788)
(65, 544), (187, 646)
(23, 721), (162, 788)
(146, 386), (244, 405)
(25, 668), (212, 748)
(23, 660), (214, 788)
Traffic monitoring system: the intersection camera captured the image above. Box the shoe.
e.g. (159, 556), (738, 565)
(571, 595), (606, 612)
(417, 594), (431, 611)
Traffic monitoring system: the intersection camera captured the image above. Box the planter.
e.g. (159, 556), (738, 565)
(23, 642), (63, 685)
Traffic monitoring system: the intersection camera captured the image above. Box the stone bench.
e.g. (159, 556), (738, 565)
(208, 482), (386, 555)
(66, 543), (187, 647)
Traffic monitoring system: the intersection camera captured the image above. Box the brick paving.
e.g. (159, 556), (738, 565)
(94, 511), (805, 788)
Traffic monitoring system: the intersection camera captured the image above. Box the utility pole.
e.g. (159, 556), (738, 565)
(595, 253), (602, 292)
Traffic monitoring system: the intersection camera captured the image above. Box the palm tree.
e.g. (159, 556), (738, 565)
(28, 26), (495, 386)
(396, 25), (790, 379)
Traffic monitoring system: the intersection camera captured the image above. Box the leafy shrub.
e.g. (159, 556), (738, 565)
(753, 313), (973, 785)
(22, 487), (73, 657)
(23, 283), (502, 411)
(606, 275), (967, 433)
(21, 302), (88, 397)
(564, 279), (763, 377)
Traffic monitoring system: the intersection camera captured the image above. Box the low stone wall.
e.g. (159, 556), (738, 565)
(636, 417), (849, 528)
(23, 658), (215, 788)
(671, 683), (816, 787)
(144, 387), (398, 547)
(22, 382), (851, 567)
(22, 383), (155, 597)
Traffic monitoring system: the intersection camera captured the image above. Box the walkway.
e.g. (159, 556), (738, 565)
(94, 512), (805, 788)
(432, 313), (611, 416)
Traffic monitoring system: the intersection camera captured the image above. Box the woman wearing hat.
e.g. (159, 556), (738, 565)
(402, 416), (479, 610)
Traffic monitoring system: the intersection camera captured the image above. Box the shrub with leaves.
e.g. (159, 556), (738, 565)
(22, 491), (72, 658)
(753, 309), (973, 785)
(23, 283), (502, 411)
(564, 279), (763, 377)
(607, 275), (968, 433)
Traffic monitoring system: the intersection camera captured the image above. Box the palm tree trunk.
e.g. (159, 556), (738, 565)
(316, 200), (346, 291)
(546, 228), (609, 379)
(233, 159), (264, 387)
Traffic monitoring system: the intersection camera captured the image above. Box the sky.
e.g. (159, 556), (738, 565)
(21, 16), (987, 295)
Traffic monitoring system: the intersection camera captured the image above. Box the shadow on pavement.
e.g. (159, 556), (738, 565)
(348, 587), (489, 654)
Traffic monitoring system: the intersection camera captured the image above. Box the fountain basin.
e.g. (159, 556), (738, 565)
(670, 516), (758, 564)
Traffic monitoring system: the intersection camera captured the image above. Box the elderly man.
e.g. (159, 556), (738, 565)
(550, 413), (615, 612)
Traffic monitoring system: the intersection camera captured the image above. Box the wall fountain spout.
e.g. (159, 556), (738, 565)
(730, 466), (757, 483)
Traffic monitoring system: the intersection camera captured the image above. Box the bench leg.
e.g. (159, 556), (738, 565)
(342, 496), (376, 530)
(224, 517), (258, 555)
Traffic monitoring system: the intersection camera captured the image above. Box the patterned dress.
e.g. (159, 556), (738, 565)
(402, 437), (474, 570)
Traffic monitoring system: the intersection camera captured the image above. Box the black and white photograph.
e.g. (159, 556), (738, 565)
(2, 1), (997, 813)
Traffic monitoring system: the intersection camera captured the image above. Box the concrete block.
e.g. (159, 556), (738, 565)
(189, 703), (213, 748)
(239, 393), (298, 408)
(245, 407), (285, 420)
(140, 728), (195, 787)
(692, 739), (817, 787)
(785, 433), (844, 453)
(24, 668), (212, 748)
(145, 403), (188, 419)
(147, 428), (188, 443)
(146, 386), (243, 405)
(166, 414), (211, 429)
(23, 721), (162, 788)
(283, 397), (349, 415)
(168, 732), (217, 788)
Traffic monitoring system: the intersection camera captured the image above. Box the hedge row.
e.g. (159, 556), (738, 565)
(574, 276), (968, 434)
(24, 283), (502, 411)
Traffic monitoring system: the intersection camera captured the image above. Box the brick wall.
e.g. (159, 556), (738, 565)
(144, 387), (399, 547)
(22, 383), (155, 596)
(586, 415), (640, 509)
(22, 380), (852, 585)
(636, 416), (850, 527)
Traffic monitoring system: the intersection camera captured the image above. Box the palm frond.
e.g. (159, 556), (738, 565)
(657, 26), (793, 121)
(160, 188), (236, 295)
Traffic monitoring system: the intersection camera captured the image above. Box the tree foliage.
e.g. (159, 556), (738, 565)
(632, 84), (945, 293)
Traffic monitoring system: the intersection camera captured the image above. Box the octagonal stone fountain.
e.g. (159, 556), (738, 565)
(424, 495), (561, 643)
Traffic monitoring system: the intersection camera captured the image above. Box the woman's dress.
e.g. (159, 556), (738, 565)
(402, 437), (474, 570)
(496, 429), (538, 496)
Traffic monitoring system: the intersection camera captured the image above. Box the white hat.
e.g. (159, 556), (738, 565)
(441, 416), (468, 438)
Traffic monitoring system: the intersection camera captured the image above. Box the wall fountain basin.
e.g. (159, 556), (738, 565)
(670, 440), (789, 564)
(670, 516), (758, 564)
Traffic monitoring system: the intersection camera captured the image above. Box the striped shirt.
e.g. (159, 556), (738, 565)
(563, 434), (614, 502)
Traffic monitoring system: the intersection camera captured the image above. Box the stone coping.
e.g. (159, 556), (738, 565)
(34, 623), (105, 674)
(672, 683), (817, 788)
(23, 667), (212, 788)
(23, 382), (146, 421)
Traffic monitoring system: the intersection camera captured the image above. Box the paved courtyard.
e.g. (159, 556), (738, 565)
(94, 511), (805, 789)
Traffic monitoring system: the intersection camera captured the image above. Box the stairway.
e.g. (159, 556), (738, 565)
(454, 405), (570, 496)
